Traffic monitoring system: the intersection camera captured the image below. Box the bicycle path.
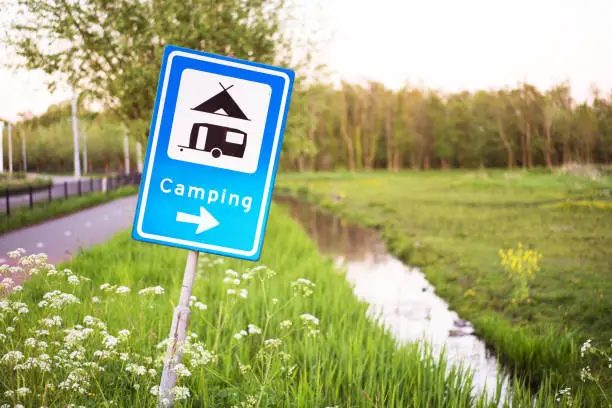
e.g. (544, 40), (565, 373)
(0, 195), (137, 266)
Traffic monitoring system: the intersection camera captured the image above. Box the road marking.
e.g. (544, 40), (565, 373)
(36, 242), (44, 248)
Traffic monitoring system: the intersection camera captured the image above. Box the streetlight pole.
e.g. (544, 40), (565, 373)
(136, 141), (143, 173)
(8, 123), (13, 175)
(123, 127), (130, 175)
(21, 129), (27, 173)
(81, 122), (88, 175)
(0, 121), (4, 174)
(71, 91), (81, 179)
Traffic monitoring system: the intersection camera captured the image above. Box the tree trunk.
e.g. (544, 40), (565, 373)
(339, 100), (356, 172)
(386, 110), (393, 171)
(393, 151), (400, 172)
(520, 122), (527, 168)
(544, 123), (553, 169)
(497, 117), (513, 168)
(563, 142), (572, 165)
(526, 122), (533, 168)
(441, 159), (448, 169)
(424, 152), (431, 170)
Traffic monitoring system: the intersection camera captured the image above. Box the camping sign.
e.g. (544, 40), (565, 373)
(132, 45), (295, 261)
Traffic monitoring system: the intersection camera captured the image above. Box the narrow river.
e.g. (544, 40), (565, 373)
(275, 195), (510, 402)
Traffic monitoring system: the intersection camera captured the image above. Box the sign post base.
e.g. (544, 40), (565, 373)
(158, 250), (199, 407)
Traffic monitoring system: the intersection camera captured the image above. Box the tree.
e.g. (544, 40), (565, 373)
(4, 0), (302, 142)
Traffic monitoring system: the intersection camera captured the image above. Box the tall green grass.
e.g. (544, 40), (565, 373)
(0, 204), (581, 407)
(274, 170), (612, 406)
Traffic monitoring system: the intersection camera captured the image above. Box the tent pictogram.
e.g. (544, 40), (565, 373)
(191, 83), (250, 120)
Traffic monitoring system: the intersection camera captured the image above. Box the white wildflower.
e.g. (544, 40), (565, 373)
(126, 363), (147, 376)
(150, 385), (160, 396)
(41, 290), (80, 310)
(138, 286), (165, 295)
(1, 350), (24, 364)
(280, 320), (292, 329)
(115, 286), (131, 294)
(92, 296), (100, 303)
(300, 314), (320, 326)
(272, 298), (279, 304)
(580, 339), (592, 358)
(239, 289), (248, 298)
(292, 278), (316, 297)
(225, 269), (239, 278)
(171, 386), (190, 400)
(184, 342), (215, 368)
(6, 326), (14, 333)
(40, 315), (62, 327)
(67, 275), (80, 285)
(118, 330), (131, 340)
(194, 302), (207, 310)
(247, 324), (262, 335)
(263, 338), (282, 349)
(0, 278), (14, 289)
(103, 334), (119, 349)
(173, 363), (191, 377)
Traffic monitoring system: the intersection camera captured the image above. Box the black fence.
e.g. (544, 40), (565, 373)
(1, 173), (142, 216)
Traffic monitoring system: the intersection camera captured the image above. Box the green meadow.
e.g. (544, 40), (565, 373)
(275, 169), (612, 406)
(0, 201), (580, 408)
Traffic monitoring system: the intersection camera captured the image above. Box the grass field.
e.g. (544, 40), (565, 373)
(275, 169), (612, 406)
(0, 203), (577, 407)
(0, 186), (138, 233)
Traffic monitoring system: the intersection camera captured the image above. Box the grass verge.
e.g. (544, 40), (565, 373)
(0, 186), (138, 234)
(0, 203), (574, 407)
(274, 169), (612, 407)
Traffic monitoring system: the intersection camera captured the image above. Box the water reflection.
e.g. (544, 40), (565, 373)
(275, 195), (510, 402)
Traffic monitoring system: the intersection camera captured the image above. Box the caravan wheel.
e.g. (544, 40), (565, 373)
(211, 148), (222, 158)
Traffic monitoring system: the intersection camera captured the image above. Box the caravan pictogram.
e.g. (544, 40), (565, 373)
(178, 83), (250, 160)
(167, 68), (272, 174)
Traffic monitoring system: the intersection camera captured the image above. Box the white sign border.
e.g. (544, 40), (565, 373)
(136, 50), (291, 257)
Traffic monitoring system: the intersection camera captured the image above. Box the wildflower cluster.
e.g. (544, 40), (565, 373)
(291, 278), (316, 297)
(499, 242), (542, 302)
(557, 337), (612, 406)
(1, 249), (325, 407)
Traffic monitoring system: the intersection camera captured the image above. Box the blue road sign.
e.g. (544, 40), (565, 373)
(132, 45), (295, 261)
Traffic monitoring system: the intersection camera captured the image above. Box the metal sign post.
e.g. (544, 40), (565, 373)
(131, 45), (294, 408)
(158, 250), (199, 406)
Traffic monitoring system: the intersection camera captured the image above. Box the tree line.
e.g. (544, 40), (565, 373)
(4, 0), (611, 173)
(279, 81), (612, 172)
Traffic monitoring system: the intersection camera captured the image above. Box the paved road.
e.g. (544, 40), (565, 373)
(0, 195), (137, 266)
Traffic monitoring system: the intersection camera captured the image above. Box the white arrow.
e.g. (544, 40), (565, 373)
(176, 207), (219, 234)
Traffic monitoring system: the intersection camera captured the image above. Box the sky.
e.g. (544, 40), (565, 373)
(2, 0), (612, 122)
